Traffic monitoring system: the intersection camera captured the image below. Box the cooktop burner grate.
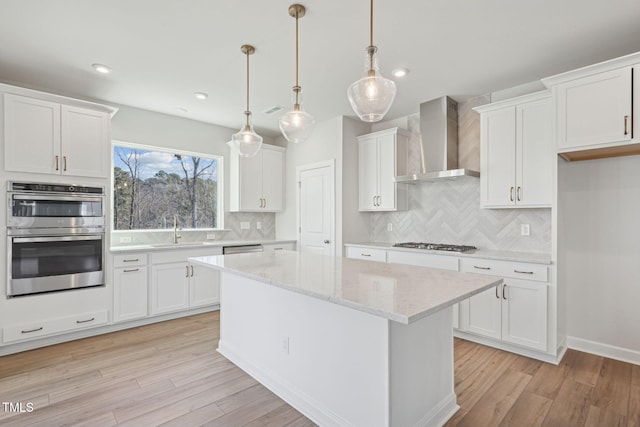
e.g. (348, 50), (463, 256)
(392, 242), (477, 253)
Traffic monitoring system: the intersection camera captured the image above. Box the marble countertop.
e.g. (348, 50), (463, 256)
(344, 242), (552, 264)
(190, 251), (502, 325)
(110, 239), (296, 253)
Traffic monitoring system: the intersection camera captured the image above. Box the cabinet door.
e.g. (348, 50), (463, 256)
(516, 98), (553, 207)
(480, 106), (516, 207)
(261, 148), (284, 211)
(465, 285), (502, 340)
(151, 262), (189, 314)
(376, 134), (397, 210)
(113, 266), (148, 322)
(358, 137), (378, 210)
(189, 264), (220, 307)
(4, 93), (60, 174)
(556, 67), (632, 150)
(238, 153), (263, 211)
(61, 106), (110, 178)
(501, 279), (548, 351)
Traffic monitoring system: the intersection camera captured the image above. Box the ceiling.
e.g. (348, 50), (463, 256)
(2, 0), (640, 137)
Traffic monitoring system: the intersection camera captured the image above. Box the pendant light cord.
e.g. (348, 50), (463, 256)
(368, 0), (375, 74)
(369, 0), (373, 47)
(294, 8), (300, 107)
(245, 50), (250, 125)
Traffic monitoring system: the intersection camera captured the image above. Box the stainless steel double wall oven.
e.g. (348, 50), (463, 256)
(7, 181), (105, 297)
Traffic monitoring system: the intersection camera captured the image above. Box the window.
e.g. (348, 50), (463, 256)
(113, 142), (222, 230)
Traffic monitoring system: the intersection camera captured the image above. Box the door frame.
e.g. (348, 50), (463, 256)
(296, 159), (336, 256)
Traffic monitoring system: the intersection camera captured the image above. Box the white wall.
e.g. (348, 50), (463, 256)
(558, 155), (640, 359)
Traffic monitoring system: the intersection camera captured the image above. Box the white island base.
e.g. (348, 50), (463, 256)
(218, 271), (458, 427)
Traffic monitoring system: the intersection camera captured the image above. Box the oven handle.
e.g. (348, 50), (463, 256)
(12, 235), (103, 243)
(11, 194), (103, 202)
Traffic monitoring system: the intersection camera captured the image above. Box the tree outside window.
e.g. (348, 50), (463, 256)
(113, 144), (222, 230)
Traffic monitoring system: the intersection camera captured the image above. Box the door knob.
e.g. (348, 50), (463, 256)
(324, 240), (330, 244)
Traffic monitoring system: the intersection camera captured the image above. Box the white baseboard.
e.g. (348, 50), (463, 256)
(567, 336), (640, 365)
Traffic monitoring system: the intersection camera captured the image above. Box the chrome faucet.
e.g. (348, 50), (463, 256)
(173, 215), (182, 244)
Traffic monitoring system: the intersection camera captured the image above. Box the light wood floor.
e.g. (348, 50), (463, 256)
(0, 311), (638, 426)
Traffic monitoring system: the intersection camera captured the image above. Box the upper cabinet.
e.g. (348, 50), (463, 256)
(3, 91), (112, 178)
(542, 52), (640, 161)
(476, 91), (553, 208)
(358, 127), (408, 212)
(229, 143), (285, 212)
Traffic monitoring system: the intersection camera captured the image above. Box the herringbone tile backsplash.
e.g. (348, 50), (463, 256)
(370, 178), (551, 253)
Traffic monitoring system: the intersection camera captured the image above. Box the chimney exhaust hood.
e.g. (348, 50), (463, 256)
(395, 96), (479, 183)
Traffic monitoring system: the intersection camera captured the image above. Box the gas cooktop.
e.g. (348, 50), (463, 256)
(392, 242), (477, 253)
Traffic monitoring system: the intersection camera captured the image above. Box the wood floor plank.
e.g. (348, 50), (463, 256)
(542, 378), (593, 427)
(525, 349), (575, 400)
(628, 385), (640, 427)
(567, 350), (604, 387)
(498, 391), (553, 427)
(244, 403), (310, 427)
(590, 358), (632, 416)
(584, 405), (626, 427)
(632, 364), (640, 387)
(455, 368), (531, 427)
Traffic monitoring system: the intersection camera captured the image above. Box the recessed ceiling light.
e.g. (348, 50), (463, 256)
(194, 92), (208, 100)
(392, 68), (409, 78)
(92, 63), (112, 74)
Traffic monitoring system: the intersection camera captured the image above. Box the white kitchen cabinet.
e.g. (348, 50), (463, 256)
(150, 248), (221, 315)
(554, 67), (632, 152)
(113, 253), (148, 322)
(344, 246), (387, 262)
(459, 258), (548, 352)
(358, 127), (408, 211)
(229, 143), (285, 212)
(263, 242), (296, 252)
(4, 93), (110, 178)
(477, 91), (553, 208)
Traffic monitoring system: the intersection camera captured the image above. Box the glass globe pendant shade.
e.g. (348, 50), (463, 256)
(279, 89), (315, 143)
(347, 48), (396, 122)
(231, 112), (263, 158)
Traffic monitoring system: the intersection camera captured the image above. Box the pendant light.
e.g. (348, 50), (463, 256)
(230, 45), (263, 157)
(279, 4), (315, 143)
(347, 0), (396, 122)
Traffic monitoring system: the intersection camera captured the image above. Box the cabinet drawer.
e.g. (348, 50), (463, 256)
(3, 310), (109, 344)
(151, 247), (223, 264)
(345, 247), (386, 262)
(387, 250), (459, 271)
(263, 242), (296, 251)
(114, 253), (147, 267)
(460, 258), (548, 282)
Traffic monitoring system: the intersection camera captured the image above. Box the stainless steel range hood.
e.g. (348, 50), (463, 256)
(395, 96), (479, 183)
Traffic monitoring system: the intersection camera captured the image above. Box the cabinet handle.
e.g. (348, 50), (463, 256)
(495, 285), (500, 299)
(514, 269), (534, 275)
(190, 265), (194, 277)
(55, 155), (59, 171)
(185, 265), (190, 277)
(503, 284), (508, 300)
(510, 187), (514, 202)
(123, 268), (139, 273)
(377, 195), (381, 206)
(63, 156), (67, 171)
(21, 326), (43, 334)
(517, 187), (522, 202)
(123, 259), (139, 263)
(624, 115), (629, 135)
(76, 317), (95, 324)
(372, 195), (376, 207)
(361, 253), (372, 257)
(263, 198), (267, 208)
(273, 247), (283, 250)
(473, 265), (491, 270)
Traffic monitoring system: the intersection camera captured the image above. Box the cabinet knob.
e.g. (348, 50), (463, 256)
(324, 240), (330, 244)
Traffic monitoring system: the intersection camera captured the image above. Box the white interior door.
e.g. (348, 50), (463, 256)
(298, 161), (335, 256)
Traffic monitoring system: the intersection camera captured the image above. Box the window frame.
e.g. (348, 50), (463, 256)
(111, 140), (224, 232)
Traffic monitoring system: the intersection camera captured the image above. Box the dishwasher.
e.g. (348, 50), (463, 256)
(222, 244), (263, 255)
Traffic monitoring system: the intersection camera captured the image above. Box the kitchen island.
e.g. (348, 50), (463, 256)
(189, 251), (502, 427)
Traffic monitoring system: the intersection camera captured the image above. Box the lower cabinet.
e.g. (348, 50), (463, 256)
(149, 248), (222, 315)
(113, 253), (148, 322)
(460, 259), (548, 352)
(344, 244), (550, 354)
